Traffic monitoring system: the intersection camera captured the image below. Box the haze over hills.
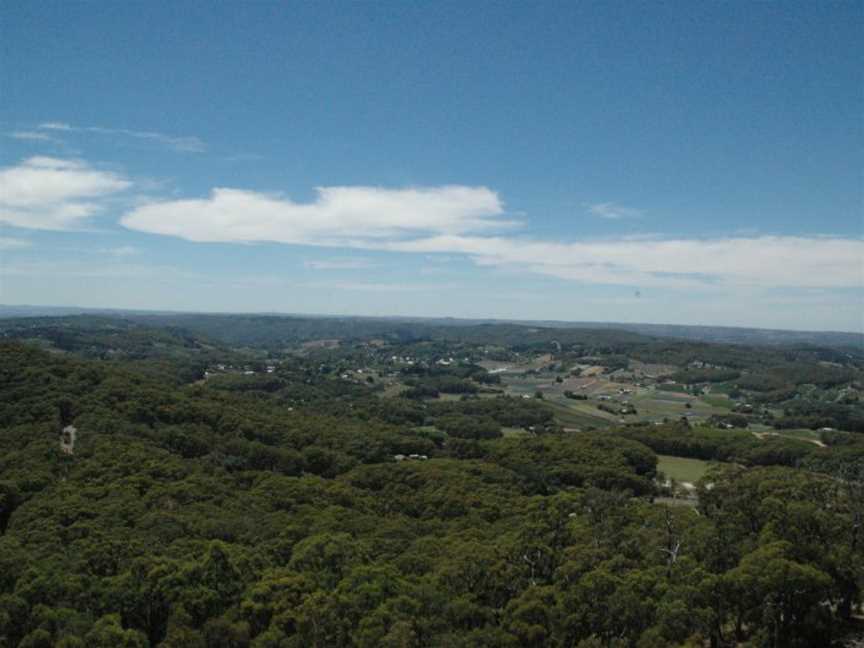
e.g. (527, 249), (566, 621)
(1, 304), (862, 350)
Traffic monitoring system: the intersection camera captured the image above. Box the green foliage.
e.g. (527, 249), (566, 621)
(776, 400), (864, 433)
(1, 323), (863, 648)
(611, 422), (819, 467)
(670, 368), (741, 384)
(435, 414), (501, 440)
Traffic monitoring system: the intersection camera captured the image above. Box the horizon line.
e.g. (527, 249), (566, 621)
(1, 302), (862, 338)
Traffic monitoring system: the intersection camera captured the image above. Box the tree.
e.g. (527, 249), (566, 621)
(0, 481), (20, 534)
(84, 615), (149, 648)
(723, 542), (832, 647)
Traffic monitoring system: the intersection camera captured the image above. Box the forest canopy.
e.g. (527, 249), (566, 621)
(1, 315), (862, 647)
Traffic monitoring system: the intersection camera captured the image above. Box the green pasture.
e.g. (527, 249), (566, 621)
(657, 455), (710, 484)
(542, 400), (615, 429)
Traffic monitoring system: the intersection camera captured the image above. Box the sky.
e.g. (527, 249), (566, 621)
(1, 1), (862, 332)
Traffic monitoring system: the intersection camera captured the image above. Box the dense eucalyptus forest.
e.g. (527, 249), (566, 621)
(1, 314), (862, 647)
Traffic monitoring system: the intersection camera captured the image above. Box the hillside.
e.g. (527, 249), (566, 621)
(1, 317), (863, 647)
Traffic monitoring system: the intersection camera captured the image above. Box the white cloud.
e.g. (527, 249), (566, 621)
(0, 157), (131, 230)
(87, 127), (205, 153)
(122, 186), (511, 245)
(588, 202), (643, 220)
(0, 237), (31, 250)
(304, 257), (377, 270)
(38, 122), (73, 131)
(37, 122), (205, 153)
(7, 131), (61, 143)
(119, 183), (864, 292)
(390, 235), (864, 290)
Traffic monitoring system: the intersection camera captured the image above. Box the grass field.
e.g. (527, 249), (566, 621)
(657, 455), (710, 484)
(700, 395), (735, 410)
(542, 400), (615, 428)
(708, 383), (738, 395)
(770, 428), (821, 442)
(629, 391), (728, 423)
(502, 427), (530, 438)
(437, 393), (465, 402)
(379, 383), (406, 398)
(654, 383), (687, 393)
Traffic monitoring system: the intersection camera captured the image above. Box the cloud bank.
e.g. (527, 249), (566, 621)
(122, 186), (510, 245)
(0, 157), (131, 230)
(389, 235), (863, 289)
(3, 152), (858, 297)
(122, 185), (863, 291)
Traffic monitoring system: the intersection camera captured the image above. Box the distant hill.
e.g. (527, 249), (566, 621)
(513, 320), (864, 350)
(1, 303), (861, 350)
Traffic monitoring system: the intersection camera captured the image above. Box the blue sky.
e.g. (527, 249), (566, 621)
(1, 1), (862, 331)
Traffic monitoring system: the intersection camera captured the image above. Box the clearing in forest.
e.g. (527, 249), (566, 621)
(657, 454), (710, 484)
